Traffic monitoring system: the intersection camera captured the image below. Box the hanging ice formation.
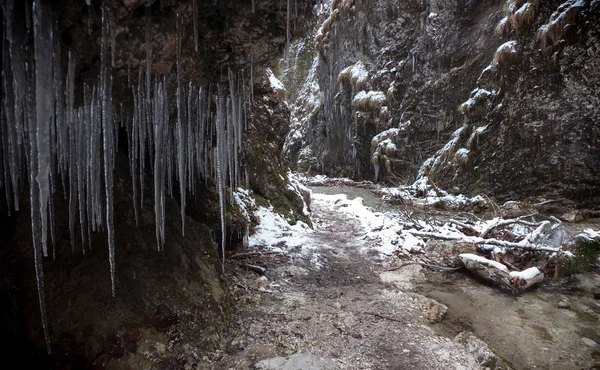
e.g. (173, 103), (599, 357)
(0, 0), (248, 354)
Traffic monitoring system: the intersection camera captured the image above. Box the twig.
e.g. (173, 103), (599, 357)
(447, 219), (479, 235)
(229, 251), (282, 259)
(241, 263), (266, 275)
(479, 214), (540, 238)
(381, 261), (462, 272)
(362, 311), (406, 324)
(483, 194), (501, 218)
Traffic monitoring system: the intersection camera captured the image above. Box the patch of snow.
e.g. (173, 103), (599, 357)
(338, 61), (369, 88)
(497, 40), (517, 54)
(509, 267), (541, 280)
(266, 68), (286, 93)
(456, 148), (469, 158)
(515, 2), (531, 15)
(311, 193), (403, 256)
(460, 253), (509, 272)
(352, 90), (387, 107)
(249, 206), (313, 250)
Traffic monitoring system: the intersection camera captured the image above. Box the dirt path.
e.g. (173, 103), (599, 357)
(213, 189), (485, 369)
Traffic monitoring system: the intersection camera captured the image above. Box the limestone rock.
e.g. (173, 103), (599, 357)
(255, 353), (338, 370)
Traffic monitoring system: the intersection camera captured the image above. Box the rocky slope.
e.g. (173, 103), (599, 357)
(284, 0), (600, 205)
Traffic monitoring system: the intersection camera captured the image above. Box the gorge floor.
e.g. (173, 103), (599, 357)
(212, 187), (600, 370)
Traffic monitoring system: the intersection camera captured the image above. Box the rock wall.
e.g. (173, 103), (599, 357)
(0, 0), (313, 366)
(285, 0), (600, 205)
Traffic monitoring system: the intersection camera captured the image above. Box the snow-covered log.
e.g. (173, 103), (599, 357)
(460, 254), (544, 292)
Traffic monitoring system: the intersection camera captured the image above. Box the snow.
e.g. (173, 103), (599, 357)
(338, 61), (369, 88)
(546, 0), (585, 28)
(249, 205), (313, 252)
(460, 88), (496, 112)
(352, 90), (387, 108)
(497, 40), (517, 54)
(515, 2), (531, 16)
(455, 148), (469, 158)
(372, 128), (401, 143)
(509, 267), (541, 280)
(266, 68), (286, 92)
(460, 253), (509, 272)
(577, 228), (600, 241)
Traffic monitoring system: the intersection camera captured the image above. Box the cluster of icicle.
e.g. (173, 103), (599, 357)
(0, 0), (248, 353)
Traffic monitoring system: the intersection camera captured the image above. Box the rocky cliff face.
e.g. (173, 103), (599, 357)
(285, 0), (600, 205)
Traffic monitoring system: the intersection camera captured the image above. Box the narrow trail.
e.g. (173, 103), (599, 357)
(217, 189), (482, 369)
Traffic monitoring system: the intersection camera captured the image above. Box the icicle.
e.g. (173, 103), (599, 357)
(96, 3), (116, 296)
(53, 33), (67, 192)
(28, 3), (52, 352)
(145, 6), (153, 173)
(137, 71), (145, 209)
(110, 15), (116, 68)
(215, 87), (227, 272)
(77, 95), (88, 253)
(193, 0), (199, 52)
(286, 0), (291, 62)
(153, 79), (165, 250)
(87, 1), (93, 36)
(250, 53), (254, 103)
(176, 12), (186, 235)
(130, 86), (139, 226)
(34, 0), (54, 258)
(252, 0), (255, 13)
(187, 82), (195, 191)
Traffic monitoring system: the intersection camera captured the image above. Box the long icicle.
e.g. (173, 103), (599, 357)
(31, 0), (52, 351)
(101, 3), (116, 297)
(176, 12), (186, 235)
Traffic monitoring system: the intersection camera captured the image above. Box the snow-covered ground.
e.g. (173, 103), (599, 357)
(239, 174), (600, 273)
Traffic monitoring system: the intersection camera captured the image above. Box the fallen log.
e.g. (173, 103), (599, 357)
(459, 253), (544, 293)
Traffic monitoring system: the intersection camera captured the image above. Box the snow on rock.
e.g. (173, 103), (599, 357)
(459, 88), (496, 113)
(338, 60), (369, 89)
(515, 2), (532, 16)
(542, 0), (585, 30)
(496, 40), (517, 54)
(372, 128), (401, 145)
(379, 175), (488, 212)
(266, 68), (286, 96)
(249, 205), (313, 251)
(455, 148), (469, 159)
(352, 90), (387, 110)
(315, 8), (340, 44)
